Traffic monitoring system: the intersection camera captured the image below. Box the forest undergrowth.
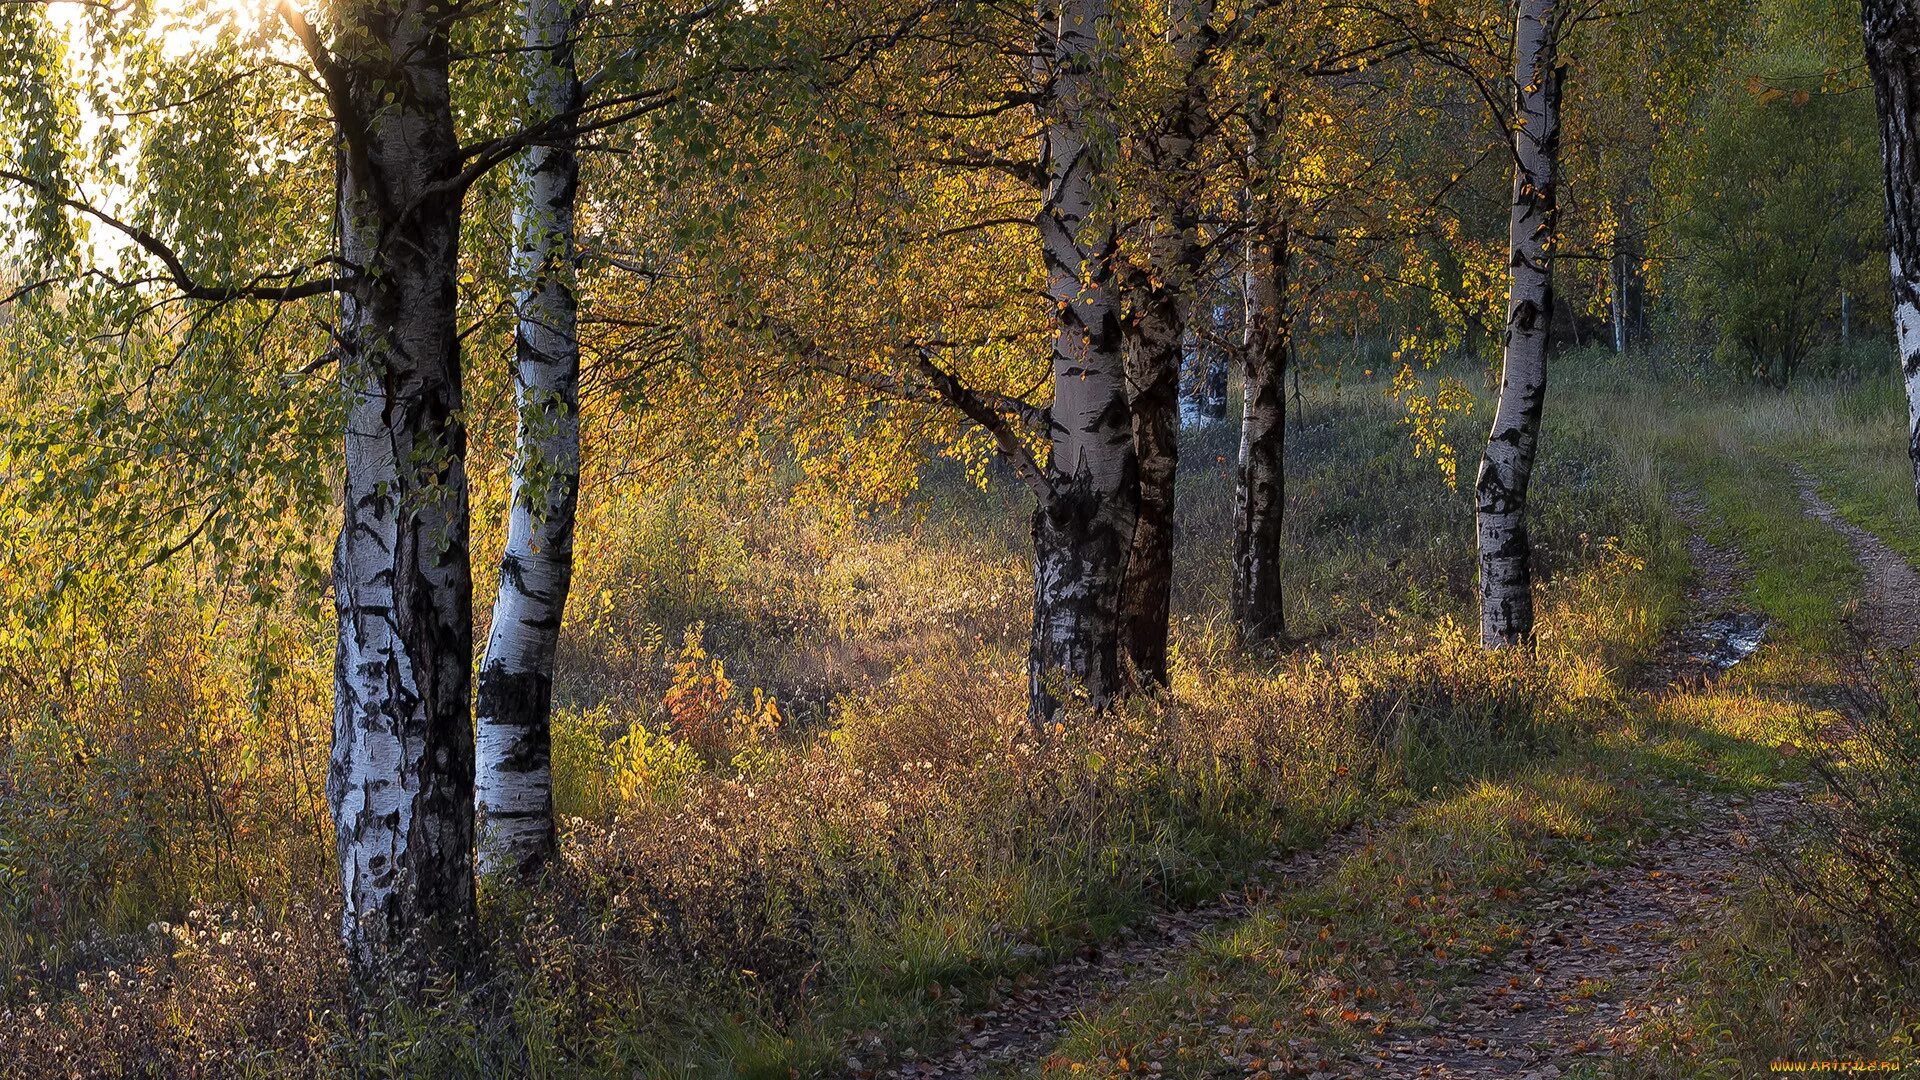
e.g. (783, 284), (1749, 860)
(1, 354), (1857, 1078)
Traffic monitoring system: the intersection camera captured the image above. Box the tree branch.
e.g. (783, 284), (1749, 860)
(759, 317), (1054, 501)
(0, 169), (352, 303)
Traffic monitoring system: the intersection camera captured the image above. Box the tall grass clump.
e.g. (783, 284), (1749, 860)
(0, 574), (331, 994)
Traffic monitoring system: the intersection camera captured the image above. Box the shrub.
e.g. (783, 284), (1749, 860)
(1788, 658), (1920, 974)
(1656, 35), (1884, 387)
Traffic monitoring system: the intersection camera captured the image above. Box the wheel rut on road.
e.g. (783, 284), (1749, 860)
(882, 814), (1401, 1079)
(1360, 480), (1920, 1078)
(1793, 468), (1920, 652)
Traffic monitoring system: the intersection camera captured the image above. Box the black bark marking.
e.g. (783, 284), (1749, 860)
(327, 4), (478, 984)
(1867, 0), (1920, 516)
(475, 666), (554, 776)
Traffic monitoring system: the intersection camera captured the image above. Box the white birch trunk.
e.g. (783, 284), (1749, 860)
(327, 6), (476, 977)
(1866, 0), (1920, 509)
(1203, 298), (1230, 420)
(1866, 0), (1920, 515)
(1475, 0), (1561, 648)
(1181, 324), (1204, 413)
(1029, 0), (1138, 723)
(1233, 214), (1288, 645)
(1610, 250), (1626, 354)
(474, 0), (583, 879)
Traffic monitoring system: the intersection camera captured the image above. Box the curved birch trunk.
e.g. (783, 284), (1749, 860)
(1181, 325), (1206, 411)
(327, 7), (476, 978)
(1864, 0), (1920, 509)
(474, 0), (583, 880)
(1233, 216), (1288, 645)
(1474, 0), (1561, 649)
(1029, 0), (1138, 724)
(1179, 317), (1231, 422)
(1117, 0), (1213, 689)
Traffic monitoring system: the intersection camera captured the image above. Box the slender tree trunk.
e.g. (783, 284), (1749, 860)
(1181, 324), (1204, 416)
(1180, 311), (1231, 422)
(1121, 324), (1181, 689)
(1611, 218), (1646, 355)
(1117, 229), (1191, 692)
(1115, 0), (1213, 690)
(1865, 0), (1920, 512)
(327, 8), (476, 977)
(1627, 193), (1650, 350)
(1610, 250), (1626, 354)
(1233, 215), (1289, 644)
(475, 0), (583, 879)
(1029, 0), (1137, 724)
(1475, 0), (1561, 648)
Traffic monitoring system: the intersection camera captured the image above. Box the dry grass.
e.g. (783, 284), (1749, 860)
(0, 364), (1680, 1076)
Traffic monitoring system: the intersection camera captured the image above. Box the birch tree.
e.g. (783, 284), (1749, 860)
(1223, 7), (1431, 647)
(1116, 0), (1217, 690)
(0, 0), (720, 980)
(1475, 0), (1561, 648)
(475, 0), (586, 879)
(1030, 0), (1140, 720)
(315, 0), (714, 967)
(1227, 50), (1312, 648)
(319, 0), (483, 973)
(1234, 194), (1291, 644)
(1863, 0), (1920, 503)
(674, 0), (1142, 722)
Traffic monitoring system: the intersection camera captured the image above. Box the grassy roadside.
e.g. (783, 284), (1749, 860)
(1609, 376), (1920, 1079)
(1036, 692), (1819, 1078)
(1555, 359), (1863, 668)
(1039, 364), (1899, 1079)
(1737, 376), (1920, 570)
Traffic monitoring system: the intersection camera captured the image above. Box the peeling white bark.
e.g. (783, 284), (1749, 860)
(1202, 299), (1230, 420)
(1233, 214), (1288, 644)
(1475, 0), (1561, 648)
(1896, 256), (1920, 467)
(1029, 0), (1138, 723)
(1610, 250), (1626, 354)
(325, 5), (476, 978)
(474, 0), (583, 879)
(333, 237), (417, 959)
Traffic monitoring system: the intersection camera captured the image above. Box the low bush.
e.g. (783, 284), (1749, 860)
(1788, 658), (1920, 975)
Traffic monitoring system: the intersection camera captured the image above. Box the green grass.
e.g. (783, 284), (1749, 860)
(18, 354), (1877, 1078)
(1686, 449), (1856, 659)
(1036, 686), (1821, 1078)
